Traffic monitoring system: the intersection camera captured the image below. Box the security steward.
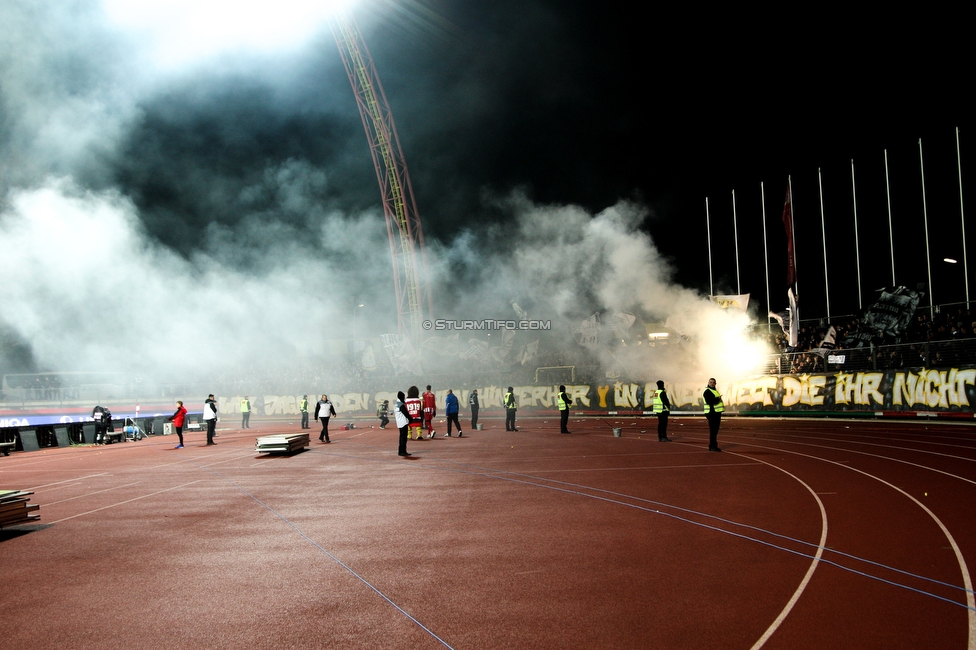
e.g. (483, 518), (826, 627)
(652, 380), (672, 442)
(300, 395), (309, 429)
(241, 396), (251, 429)
(702, 377), (724, 451)
(557, 385), (572, 433)
(504, 387), (518, 431)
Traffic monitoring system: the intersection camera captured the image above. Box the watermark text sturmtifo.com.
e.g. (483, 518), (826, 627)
(423, 319), (552, 331)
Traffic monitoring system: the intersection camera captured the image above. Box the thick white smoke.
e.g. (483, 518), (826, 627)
(0, 1), (773, 387)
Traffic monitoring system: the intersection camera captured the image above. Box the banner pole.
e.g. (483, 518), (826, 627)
(957, 127), (969, 309)
(733, 189), (741, 295)
(920, 138), (934, 318)
(789, 175), (798, 298)
(852, 159), (863, 310)
(885, 149), (896, 286)
(706, 197), (713, 298)
(762, 181), (771, 332)
(819, 167), (829, 321)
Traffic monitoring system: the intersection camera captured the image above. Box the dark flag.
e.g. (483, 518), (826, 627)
(770, 184), (799, 347)
(782, 185), (797, 289)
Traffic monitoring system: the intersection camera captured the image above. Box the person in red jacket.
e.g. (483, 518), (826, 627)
(167, 400), (188, 449)
(405, 385), (423, 440)
(422, 385), (437, 438)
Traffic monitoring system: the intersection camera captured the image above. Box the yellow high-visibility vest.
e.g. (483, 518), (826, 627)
(703, 388), (725, 414)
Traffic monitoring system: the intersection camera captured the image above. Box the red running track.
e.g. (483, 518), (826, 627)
(1, 415), (974, 649)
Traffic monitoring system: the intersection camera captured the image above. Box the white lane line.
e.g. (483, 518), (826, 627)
(528, 462), (762, 473)
(28, 474), (109, 490)
(48, 480), (204, 524)
(733, 440), (976, 649)
(746, 457), (828, 650)
(44, 482), (141, 506)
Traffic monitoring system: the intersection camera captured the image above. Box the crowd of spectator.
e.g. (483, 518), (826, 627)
(761, 305), (976, 373)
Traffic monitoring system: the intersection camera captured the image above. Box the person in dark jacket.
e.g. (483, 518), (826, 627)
(394, 391), (411, 456)
(314, 395), (336, 443)
(557, 385), (572, 434)
(504, 387), (518, 431)
(203, 395), (218, 445)
(652, 380), (672, 442)
(702, 378), (724, 451)
(469, 389), (480, 429)
(300, 395), (309, 429)
(444, 389), (462, 437)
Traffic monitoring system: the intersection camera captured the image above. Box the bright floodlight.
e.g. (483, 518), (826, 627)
(102, 0), (356, 68)
(944, 258), (958, 264)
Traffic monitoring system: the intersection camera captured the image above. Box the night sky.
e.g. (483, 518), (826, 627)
(0, 0), (971, 375)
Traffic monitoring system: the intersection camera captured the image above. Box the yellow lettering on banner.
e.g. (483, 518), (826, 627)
(734, 380), (758, 406)
(807, 375), (827, 406)
(614, 382), (638, 408)
(531, 386), (551, 407)
(435, 390), (449, 410)
(483, 385), (502, 409)
(375, 391), (397, 408)
(937, 371), (954, 408)
(926, 370), (941, 408)
(956, 369), (976, 407)
(643, 383), (656, 408)
(517, 386), (533, 407)
(859, 373), (884, 407)
(569, 385), (591, 407)
(597, 385), (610, 408)
(892, 372), (912, 406)
(284, 396), (297, 415)
(834, 373), (853, 405)
(782, 377), (802, 407)
(220, 397), (235, 415)
(673, 384), (700, 408)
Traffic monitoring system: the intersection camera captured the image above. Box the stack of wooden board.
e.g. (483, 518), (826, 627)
(255, 433), (310, 454)
(0, 490), (40, 529)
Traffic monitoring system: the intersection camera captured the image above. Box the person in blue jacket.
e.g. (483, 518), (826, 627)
(444, 389), (463, 437)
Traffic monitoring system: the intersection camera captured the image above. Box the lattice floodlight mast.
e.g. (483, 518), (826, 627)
(331, 14), (430, 343)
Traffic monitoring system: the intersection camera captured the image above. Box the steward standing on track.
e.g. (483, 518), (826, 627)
(204, 394), (218, 445)
(314, 394), (336, 443)
(469, 389), (480, 430)
(504, 387), (518, 431)
(241, 396), (251, 429)
(557, 385), (572, 434)
(702, 378), (723, 451)
(300, 395), (309, 429)
(653, 380), (672, 442)
(395, 391), (411, 456)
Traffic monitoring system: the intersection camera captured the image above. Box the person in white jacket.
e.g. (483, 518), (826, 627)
(394, 391), (411, 457)
(203, 394), (218, 445)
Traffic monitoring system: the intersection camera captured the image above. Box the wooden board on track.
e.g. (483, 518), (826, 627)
(255, 433), (310, 454)
(0, 490), (40, 529)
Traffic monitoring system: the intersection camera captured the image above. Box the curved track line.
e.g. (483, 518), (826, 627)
(742, 454), (827, 650)
(726, 439), (976, 649)
(332, 441), (975, 599)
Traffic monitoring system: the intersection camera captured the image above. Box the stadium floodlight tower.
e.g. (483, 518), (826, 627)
(331, 13), (431, 344)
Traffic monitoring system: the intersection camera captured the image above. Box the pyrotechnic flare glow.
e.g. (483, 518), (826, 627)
(101, 0), (357, 68)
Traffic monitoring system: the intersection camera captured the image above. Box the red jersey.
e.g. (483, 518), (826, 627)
(422, 391), (436, 414)
(405, 397), (422, 423)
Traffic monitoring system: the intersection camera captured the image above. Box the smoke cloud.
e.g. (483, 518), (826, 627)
(0, 1), (771, 388)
